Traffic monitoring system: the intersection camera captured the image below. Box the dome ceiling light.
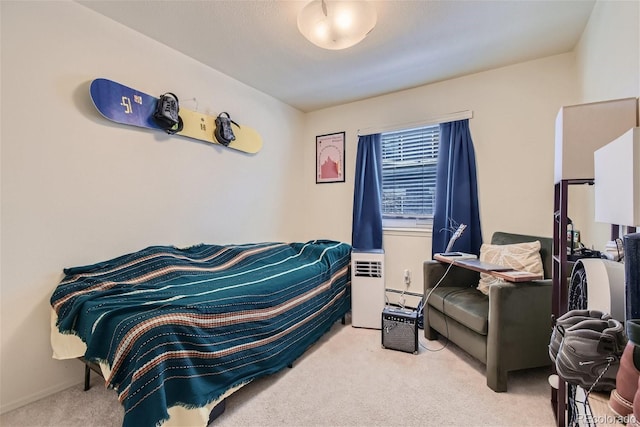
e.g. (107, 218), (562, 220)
(297, 0), (377, 50)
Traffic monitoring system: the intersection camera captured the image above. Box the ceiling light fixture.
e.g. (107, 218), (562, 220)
(297, 0), (377, 50)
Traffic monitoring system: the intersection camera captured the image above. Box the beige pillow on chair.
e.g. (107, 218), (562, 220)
(476, 240), (543, 295)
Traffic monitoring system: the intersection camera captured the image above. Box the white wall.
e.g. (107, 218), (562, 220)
(302, 53), (579, 297)
(0, 1), (305, 413)
(570, 0), (640, 250)
(577, 0), (639, 104)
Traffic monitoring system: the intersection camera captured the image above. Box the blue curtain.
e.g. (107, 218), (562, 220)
(352, 134), (383, 251)
(432, 119), (482, 256)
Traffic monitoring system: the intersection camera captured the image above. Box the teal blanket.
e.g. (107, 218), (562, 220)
(51, 240), (351, 427)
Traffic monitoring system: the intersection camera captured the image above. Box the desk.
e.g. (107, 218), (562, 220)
(434, 254), (543, 282)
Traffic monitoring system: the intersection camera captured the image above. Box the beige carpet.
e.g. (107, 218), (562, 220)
(1, 315), (556, 426)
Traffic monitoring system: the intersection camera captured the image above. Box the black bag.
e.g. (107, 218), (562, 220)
(153, 93), (183, 134)
(214, 112), (239, 146)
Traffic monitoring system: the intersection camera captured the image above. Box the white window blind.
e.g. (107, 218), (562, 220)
(381, 125), (440, 226)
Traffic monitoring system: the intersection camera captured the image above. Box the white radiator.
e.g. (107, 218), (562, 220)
(351, 250), (385, 329)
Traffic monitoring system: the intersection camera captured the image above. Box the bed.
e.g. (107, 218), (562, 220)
(50, 240), (351, 427)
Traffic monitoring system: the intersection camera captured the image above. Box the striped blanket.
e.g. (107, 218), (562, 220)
(51, 240), (351, 427)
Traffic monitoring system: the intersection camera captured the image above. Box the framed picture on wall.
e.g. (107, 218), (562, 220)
(316, 131), (345, 184)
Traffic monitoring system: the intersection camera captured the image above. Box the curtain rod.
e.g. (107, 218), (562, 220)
(357, 110), (473, 136)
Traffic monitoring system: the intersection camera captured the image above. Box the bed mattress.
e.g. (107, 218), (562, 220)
(50, 240), (351, 427)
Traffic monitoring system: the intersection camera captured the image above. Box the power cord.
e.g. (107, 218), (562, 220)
(419, 333), (448, 352)
(418, 261), (455, 352)
(420, 288), (470, 352)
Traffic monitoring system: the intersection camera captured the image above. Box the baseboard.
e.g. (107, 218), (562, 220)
(0, 378), (82, 415)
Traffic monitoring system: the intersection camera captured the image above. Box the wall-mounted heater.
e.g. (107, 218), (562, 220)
(351, 249), (385, 329)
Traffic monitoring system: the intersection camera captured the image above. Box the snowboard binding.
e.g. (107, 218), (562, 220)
(153, 92), (184, 134)
(214, 112), (240, 146)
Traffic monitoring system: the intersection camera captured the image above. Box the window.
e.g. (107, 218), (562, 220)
(381, 124), (439, 228)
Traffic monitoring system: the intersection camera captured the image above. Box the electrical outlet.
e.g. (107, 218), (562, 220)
(403, 269), (411, 285)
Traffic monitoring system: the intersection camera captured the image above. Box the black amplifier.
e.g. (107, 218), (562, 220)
(381, 307), (418, 354)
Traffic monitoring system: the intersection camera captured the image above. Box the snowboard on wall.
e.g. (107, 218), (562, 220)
(89, 78), (262, 154)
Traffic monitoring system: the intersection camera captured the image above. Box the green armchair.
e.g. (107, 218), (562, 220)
(423, 231), (553, 392)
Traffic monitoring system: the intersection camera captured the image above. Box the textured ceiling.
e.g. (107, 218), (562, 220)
(78, 0), (596, 112)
